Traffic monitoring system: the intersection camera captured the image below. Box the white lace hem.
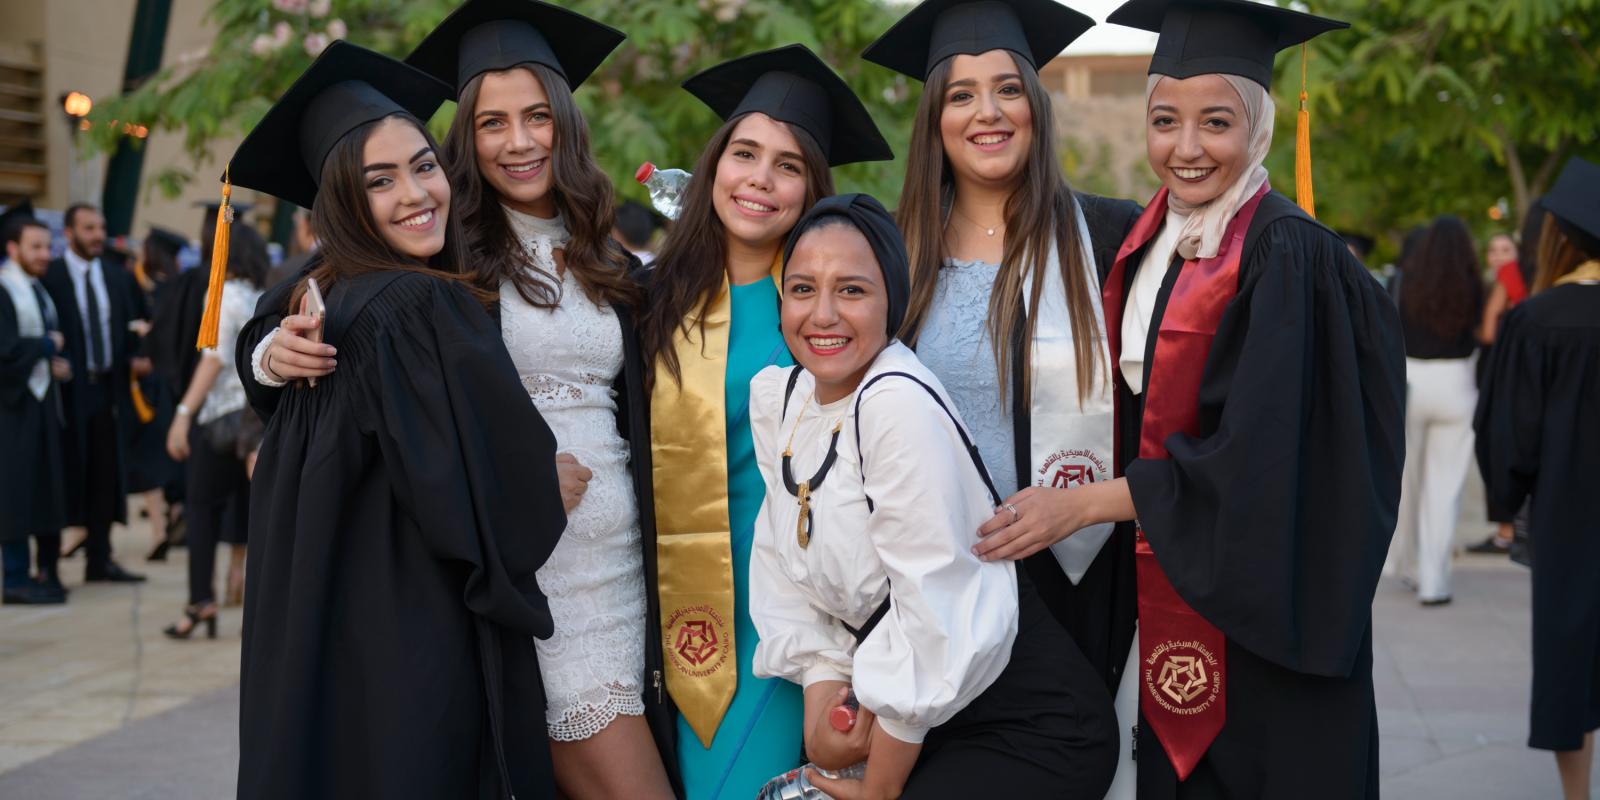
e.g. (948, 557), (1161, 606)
(546, 685), (646, 742)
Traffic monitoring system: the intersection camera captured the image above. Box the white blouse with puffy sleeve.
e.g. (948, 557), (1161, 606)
(748, 341), (1018, 744)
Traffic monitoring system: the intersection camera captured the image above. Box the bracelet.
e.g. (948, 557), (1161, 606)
(175, 403), (193, 417)
(263, 349), (280, 382)
(252, 327), (288, 388)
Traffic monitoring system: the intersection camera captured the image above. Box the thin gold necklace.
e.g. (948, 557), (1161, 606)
(781, 389), (845, 549)
(949, 205), (1005, 238)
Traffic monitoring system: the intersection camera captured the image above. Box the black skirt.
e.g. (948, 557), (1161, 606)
(904, 567), (1118, 798)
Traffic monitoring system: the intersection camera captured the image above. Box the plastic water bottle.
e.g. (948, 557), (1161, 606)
(635, 162), (691, 220)
(756, 691), (868, 800)
(755, 763), (868, 800)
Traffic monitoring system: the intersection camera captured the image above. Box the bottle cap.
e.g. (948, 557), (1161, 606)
(635, 162), (656, 183)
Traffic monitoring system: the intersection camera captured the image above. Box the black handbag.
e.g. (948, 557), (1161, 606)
(200, 409), (246, 457)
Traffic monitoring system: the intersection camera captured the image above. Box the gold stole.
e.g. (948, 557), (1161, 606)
(651, 257), (783, 747)
(1554, 260), (1600, 287)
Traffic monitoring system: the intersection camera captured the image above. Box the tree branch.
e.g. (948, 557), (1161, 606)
(1530, 137), (1573, 199)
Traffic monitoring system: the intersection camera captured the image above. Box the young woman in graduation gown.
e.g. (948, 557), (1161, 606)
(748, 194), (1117, 799)
(972, 2), (1406, 796)
(1475, 157), (1600, 800)
(242, 5), (678, 795)
(860, 3), (1142, 775)
(635, 46), (893, 799)
(222, 42), (566, 799)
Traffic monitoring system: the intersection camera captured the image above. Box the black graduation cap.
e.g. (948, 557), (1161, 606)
(1543, 157), (1600, 245)
(1108, 0), (1348, 89)
(405, 0), (625, 95)
(227, 41), (454, 210)
(145, 226), (189, 255)
(861, 0), (1095, 81)
(1337, 230), (1374, 259)
(682, 44), (893, 167)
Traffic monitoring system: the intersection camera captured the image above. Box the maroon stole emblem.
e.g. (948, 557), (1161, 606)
(1102, 184), (1270, 780)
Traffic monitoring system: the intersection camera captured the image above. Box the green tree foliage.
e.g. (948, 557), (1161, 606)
(86, 0), (915, 204)
(1266, 0), (1600, 257)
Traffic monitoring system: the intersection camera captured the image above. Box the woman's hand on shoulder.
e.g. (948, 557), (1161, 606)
(263, 314), (336, 382)
(972, 478), (1135, 561)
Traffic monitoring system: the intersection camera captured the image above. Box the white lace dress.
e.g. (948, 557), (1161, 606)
(500, 207), (647, 741)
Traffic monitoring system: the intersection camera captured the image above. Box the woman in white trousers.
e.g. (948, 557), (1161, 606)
(1386, 215), (1486, 605)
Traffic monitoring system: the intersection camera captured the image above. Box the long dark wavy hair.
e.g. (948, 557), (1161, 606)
(286, 113), (489, 314)
(638, 115), (833, 388)
(895, 53), (1100, 406)
(442, 63), (638, 310)
(1399, 215), (1484, 339)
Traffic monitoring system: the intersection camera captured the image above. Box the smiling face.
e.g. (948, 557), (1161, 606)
(362, 117), (450, 259)
(939, 50), (1034, 191)
(1146, 74), (1251, 206)
(473, 67), (557, 218)
(712, 113), (811, 252)
(781, 222), (890, 404)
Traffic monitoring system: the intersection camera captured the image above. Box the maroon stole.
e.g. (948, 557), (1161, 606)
(1101, 183), (1270, 780)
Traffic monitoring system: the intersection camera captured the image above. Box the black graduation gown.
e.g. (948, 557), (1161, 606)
(147, 266), (210, 393)
(0, 285), (65, 542)
(236, 259), (683, 796)
(238, 270), (565, 799)
(41, 257), (140, 526)
(1070, 191), (1404, 798)
(1474, 282), (1600, 751)
(125, 279), (181, 495)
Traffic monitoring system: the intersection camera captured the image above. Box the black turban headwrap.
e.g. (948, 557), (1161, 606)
(780, 193), (910, 337)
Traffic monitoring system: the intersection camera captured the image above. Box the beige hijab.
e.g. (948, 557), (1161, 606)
(1145, 73), (1274, 260)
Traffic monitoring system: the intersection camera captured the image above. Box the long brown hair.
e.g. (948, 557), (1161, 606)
(638, 116), (833, 388)
(1399, 215), (1483, 340)
(1533, 213), (1600, 293)
(287, 113), (489, 315)
(443, 64), (638, 310)
(895, 54), (1101, 406)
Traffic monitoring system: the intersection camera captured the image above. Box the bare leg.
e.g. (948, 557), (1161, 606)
(1556, 731), (1596, 800)
(549, 713), (673, 800)
(143, 489), (167, 547)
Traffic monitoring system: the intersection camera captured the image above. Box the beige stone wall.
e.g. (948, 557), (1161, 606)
(0, 0), (246, 244)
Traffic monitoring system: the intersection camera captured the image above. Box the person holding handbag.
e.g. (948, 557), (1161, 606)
(162, 224), (267, 637)
(748, 194), (1117, 799)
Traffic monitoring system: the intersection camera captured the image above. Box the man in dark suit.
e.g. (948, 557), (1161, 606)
(42, 204), (145, 583)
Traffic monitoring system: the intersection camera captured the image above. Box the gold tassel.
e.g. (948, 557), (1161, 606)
(130, 377), (155, 424)
(196, 168), (233, 350)
(1294, 44), (1316, 218)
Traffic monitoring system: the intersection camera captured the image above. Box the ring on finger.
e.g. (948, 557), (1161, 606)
(1004, 502), (1019, 523)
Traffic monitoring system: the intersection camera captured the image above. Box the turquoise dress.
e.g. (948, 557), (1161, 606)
(676, 276), (804, 799)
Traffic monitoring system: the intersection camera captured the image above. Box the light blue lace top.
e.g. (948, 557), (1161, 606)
(916, 258), (1018, 495)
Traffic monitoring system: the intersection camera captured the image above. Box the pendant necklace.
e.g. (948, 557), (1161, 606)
(781, 390), (844, 549)
(950, 206), (1004, 238)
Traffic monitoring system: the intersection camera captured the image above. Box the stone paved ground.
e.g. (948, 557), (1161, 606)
(1, 477), (1596, 798)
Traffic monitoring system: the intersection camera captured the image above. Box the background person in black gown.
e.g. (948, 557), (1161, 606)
(41, 204), (146, 584)
(125, 227), (187, 562)
(224, 43), (567, 799)
(1, 212), (69, 604)
(1476, 156), (1600, 800)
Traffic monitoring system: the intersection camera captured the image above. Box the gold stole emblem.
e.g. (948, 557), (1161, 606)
(651, 258), (783, 747)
